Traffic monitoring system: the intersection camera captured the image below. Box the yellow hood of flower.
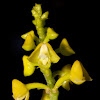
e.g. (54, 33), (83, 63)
(70, 60), (92, 85)
(12, 79), (29, 100)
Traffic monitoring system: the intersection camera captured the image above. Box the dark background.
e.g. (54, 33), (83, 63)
(8, 0), (98, 99)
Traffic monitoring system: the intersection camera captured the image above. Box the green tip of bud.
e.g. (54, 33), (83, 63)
(41, 11), (49, 20)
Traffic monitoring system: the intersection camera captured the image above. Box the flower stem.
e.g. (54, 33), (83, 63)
(25, 83), (49, 90)
(40, 68), (59, 100)
(40, 68), (54, 89)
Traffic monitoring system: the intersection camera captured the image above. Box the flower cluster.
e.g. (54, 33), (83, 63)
(12, 3), (92, 100)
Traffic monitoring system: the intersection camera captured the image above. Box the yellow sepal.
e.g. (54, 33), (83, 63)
(46, 43), (60, 63)
(22, 55), (35, 77)
(22, 34), (36, 51)
(59, 38), (75, 56)
(12, 79), (29, 100)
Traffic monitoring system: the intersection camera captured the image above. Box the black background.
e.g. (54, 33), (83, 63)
(8, 0), (98, 100)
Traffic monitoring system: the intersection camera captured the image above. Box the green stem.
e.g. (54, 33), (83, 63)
(40, 68), (59, 100)
(25, 83), (49, 90)
(50, 90), (59, 100)
(40, 68), (54, 89)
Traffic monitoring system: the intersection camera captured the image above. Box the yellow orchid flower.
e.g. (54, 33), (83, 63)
(28, 43), (60, 69)
(22, 34), (36, 51)
(43, 27), (59, 43)
(12, 79), (29, 100)
(70, 60), (92, 85)
(12, 79), (49, 100)
(22, 55), (35, 77)
(56, 38), (75, 56)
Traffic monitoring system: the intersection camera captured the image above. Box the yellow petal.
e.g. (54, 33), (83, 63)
(21, 30), (35, 40)
(70, 60), (86, 85)
(12, 79), (28, 99)
(46, 27), (59, 40)
(22, 34), (36, 51)
(38, 44), (51, 69)
(22, 55), (35, 77)
(46, 43), (60, 63)
(28, 43), (43, 64)
(59, 38), (75, 56)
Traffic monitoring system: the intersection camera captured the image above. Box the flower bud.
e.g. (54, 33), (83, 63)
(41, 90), (50, 100)
(41, 11), (49, 20)
(33, 3), (42, 16)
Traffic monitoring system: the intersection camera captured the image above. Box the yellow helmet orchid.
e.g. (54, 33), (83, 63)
(70, 60), (92, 85)
(12, 79), (29, 100)
(22, 55), (35, 77)
(22, 34), (36, 51)
(43, 27), (59, 43)
(57, 38), (75, 56)
(28, 43), (60, 69)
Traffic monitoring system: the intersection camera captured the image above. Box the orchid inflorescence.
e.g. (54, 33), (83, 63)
(12, 3), (92, 100)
